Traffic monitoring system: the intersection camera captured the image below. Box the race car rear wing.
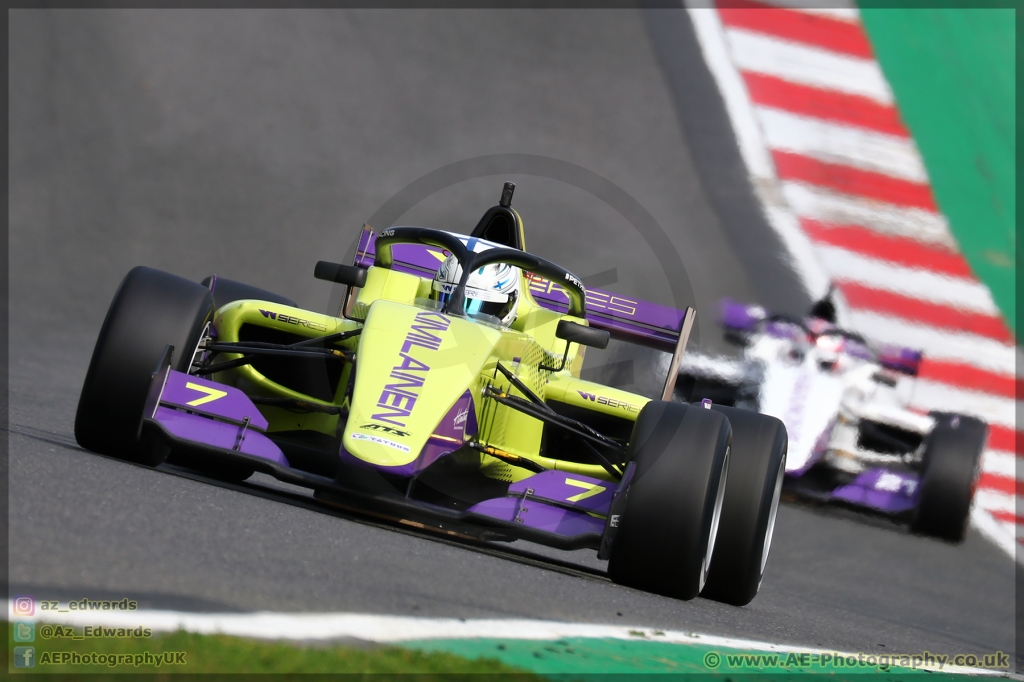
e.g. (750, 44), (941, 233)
(351, 225), (694, 368)
(721, 298), (923, 376)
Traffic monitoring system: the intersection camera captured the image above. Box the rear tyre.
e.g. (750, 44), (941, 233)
(75, 267), (215, 465)
(700, 404), (787, 606)
(607, 401), (731, 600)
(911, 413), (987, 542)
(200, 275), (296, 309)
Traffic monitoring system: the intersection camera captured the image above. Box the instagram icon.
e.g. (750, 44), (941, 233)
(13, 596), (35, 617)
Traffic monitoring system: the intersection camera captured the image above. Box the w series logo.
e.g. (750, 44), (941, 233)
(577, 391), (639, 413)
(259, 309), (328, 332)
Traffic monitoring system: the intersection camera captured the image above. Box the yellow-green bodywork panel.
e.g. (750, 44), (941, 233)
(209, 258), (652, 480)
(212, 300), (359, 435)
(545, 376), (648, 420)
(344, 300), (499, 468)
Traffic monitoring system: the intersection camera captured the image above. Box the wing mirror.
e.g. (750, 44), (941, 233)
(314, 261), (367, 288)
(556, 320), (610, 349)
(540, 321), (609, 373)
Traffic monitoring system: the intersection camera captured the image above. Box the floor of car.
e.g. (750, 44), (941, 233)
(412, 453), (511, 510)
(268, 430), (341, 479)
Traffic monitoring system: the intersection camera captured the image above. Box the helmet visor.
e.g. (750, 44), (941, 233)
(433, 288), (515, 324)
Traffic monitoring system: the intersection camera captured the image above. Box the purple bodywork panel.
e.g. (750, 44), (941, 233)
(830, 468), (919, 514)
(720, 299), (765, 331)
(467, 470), (614, 538)
(844, 341), (875, 361)
(159, 371), (269, 431)
(154, 407), (288, 465)
(508, 470), (614, 516)
(354, 227), (687, 351)
(148, 370), (287, 465)
(468, 497), (606, 537)
(720, 297), (923, 375)
(764, 320), (806, 341)
(878, 345), (923, 376)
(414, 390), (477, 473)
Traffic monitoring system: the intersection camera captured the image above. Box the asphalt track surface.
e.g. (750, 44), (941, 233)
(8, 8), (1015, 661)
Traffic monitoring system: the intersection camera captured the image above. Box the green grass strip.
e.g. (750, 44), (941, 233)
(7, 622), (1008, 678)
(406, 637), (999, 679)
(5, 623), (536, 676)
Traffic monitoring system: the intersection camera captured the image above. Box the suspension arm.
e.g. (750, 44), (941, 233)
(484, 387), (624, 480)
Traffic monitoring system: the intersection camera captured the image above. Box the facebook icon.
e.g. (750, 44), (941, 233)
(14, 646), (35, 668)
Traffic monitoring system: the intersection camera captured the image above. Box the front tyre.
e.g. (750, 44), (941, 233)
(200, 275), (296, 310)
(911, 413), (987, 542)
(700, 404), (787, 606)
(75, 267), (215, 465)
(608, 401), (731, 600)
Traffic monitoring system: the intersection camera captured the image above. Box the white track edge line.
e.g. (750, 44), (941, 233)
(971, 506), (1024, 566)
(982, 450), (1021, 478)
(685, 6), (774, 179)
(723, 28), (893, 103)
(686, 4), (831, 303)
(691, 5), (1023, 564)
(757, 106), (928, 183)
(6, 602), (1011, 676)
(975, 488), (1018, 515)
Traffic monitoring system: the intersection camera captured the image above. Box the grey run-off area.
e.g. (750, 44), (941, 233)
(8, 8), (1014, 661)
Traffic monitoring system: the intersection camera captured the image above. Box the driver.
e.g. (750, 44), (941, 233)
(431, 254), (521, 327)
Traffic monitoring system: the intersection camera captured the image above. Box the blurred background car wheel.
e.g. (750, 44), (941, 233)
(911, 413), (987, 542)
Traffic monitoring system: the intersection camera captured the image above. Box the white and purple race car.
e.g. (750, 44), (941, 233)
(677, 295), (987, 542)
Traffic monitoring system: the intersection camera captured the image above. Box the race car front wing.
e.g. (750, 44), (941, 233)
(140, 363), (616, 551)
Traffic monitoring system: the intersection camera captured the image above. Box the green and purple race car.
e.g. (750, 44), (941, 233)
(75, 183), (787, 606)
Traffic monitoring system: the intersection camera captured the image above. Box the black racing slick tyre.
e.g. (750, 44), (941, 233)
(911, 413), (987, 542)
(700, 404), (787, 606)
(75, 267), (215, 465)
(607, 401), (731, 600)
(200, 275), (296, 310)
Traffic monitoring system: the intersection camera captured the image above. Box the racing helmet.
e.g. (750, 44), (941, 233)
(809, 320), (845, 370)
(431, 255), (521, 326)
